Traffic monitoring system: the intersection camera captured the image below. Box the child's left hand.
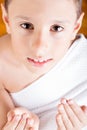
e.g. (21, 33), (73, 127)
(56, 98), (87, 130)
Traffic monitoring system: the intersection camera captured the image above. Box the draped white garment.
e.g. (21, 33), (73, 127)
(10, 34), (87, 130)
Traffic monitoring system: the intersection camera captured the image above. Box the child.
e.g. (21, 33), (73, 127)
(0, 0), (87, 129)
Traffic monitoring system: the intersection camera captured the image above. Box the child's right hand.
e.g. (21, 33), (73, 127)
(2, 107), (39, 130)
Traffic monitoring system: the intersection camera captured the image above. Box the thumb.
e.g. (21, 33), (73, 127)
(7, 110), (15, 121)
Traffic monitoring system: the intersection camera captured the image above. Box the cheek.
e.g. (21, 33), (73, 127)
(52, 36), (73, 59)
(11, 36), (28, 57)
(58, 31), (74, 45)
(53, 27), (75, 43)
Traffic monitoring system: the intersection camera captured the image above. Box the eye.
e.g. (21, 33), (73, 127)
(20, 23), (34, 30)
(50, 25), (64, 32)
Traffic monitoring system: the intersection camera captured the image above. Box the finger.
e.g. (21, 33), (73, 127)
(58, 104), (73, 129)
(5, 115), (21, 130)
(30, 114), (39, 130)
(16, 114), (28, 130)
(7, 107), (32, 118)
(7, 111), (15, 122)
(56, 113), (66, 130)
(25, 118), (34, 130)
(25, 113), (39, 130)
(67, 99), (87, 125)
(61, 99), (82, 127)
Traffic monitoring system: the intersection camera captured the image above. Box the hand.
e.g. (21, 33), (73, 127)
(2, 107), (39, 130)
(56, 98), (87, 130)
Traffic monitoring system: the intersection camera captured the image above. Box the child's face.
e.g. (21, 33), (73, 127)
(2, 0), (83, 74)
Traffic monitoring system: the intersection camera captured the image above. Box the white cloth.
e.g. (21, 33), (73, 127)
(82, 126), (87, 130)
(10, 34), (87, 130)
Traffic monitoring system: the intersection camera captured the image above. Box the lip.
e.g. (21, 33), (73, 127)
(27, 57), (52, 67)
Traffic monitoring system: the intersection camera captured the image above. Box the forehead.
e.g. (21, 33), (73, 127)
(8, 0), (77, 21)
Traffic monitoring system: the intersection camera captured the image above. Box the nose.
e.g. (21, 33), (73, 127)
(31, 31), (50, 58)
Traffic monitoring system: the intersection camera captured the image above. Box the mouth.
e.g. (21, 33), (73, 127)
(27, 57), (52, 67)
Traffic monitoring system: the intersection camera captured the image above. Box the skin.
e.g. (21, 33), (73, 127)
(2, 107), (39, 130)
(56, 99), (87, 130)
(0, 0), (86, 129)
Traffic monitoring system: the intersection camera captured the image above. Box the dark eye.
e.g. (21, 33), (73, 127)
(20, 23), (34, 30)
(50, 25), (64, 32)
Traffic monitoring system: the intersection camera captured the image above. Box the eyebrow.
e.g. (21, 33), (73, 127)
(14, 16), (31, 20)
(54, 20), (71, 24)
(14, 15), (71, 24)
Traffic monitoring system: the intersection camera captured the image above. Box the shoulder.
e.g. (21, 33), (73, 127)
(0, 34), (11, 88)
(0, 34), (10, 48)
(75, 34), (87, 45)
(73, 34), (87, 52)
(0, 34), (11, 55)
(0, 34), (10, 61)
(71, 34), (87, 66)
(0, 34), (11, 57)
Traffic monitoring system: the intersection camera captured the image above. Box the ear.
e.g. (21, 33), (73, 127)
(72, 12), (84, 40)
(1, 3), (11, 34)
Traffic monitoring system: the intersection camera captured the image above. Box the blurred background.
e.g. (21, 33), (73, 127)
(0, 0), (87, 37)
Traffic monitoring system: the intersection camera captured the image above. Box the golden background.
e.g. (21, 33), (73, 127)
(0, 0), (87, 36)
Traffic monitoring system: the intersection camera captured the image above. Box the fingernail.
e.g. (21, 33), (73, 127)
(7, 111), (15, 122)
(27, 118), (34, 126)
(68, 99), (73, 104)
(58, 104), (64, 111)
(57, 114), (61, 120)
(7, 115), (12, 122)
(22, 113), (28, 119)
(14, 115), (21, 121)
(61, 98), (67, 104)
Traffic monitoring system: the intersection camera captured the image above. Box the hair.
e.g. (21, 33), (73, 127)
(4, 0), (11, 10)
(4, 0), (82, 18)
